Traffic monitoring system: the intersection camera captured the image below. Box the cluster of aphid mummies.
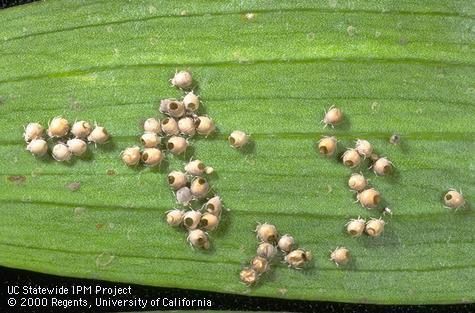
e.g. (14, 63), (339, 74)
(318, 106), (393, 265)
(239, 223), (312, 286)
(24, 117), (109, 161)
(165, 162), (226, 250)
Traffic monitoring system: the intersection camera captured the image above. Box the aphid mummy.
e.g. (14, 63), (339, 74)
(48, 116), (69, 138)
(24, 122), (44, 142)
(383, 207), (393, 216)
(285, 249), (312, 269)
(143, 118), (161, 134)
(348, 173), (367, 192)
(185, 159), (207, 176)
(255, 223), (278, 244)
(342, 149), (361, 168)
(251, 256), (269, 274)
(160, 118), (179, 136)
(373, 157), (392, 176)
(318, 136), (337, 156)
(183, 91), (200, 112)
(200, 213), (219, 231)
(178, 117), (196, 136)
(71, 121), (92, 139)
(183, 210), (202, 230)
(141, 132), (160, 148)
(167, 171), (188, 190)
(365, 218), (385, 237)
(166, 101), (186, 118)
(256, 242), (277, 260)
(277, 235), (295, 254)
(239, 267), (258, 286)
(52, 143), (72, 162)
(121, 146), (141, 166)
(167, 136), (188, 155)
(176, 187), (192, 206)
(205, 166), (214, 174)
(194, 116), (215, 136)
(389, 134), (401, 145)
(26, 138), (48, 157)
(205, 196), (222, 216)
(322, 106), (342, 128)
(444, 190), (465, 209)
(355, 139), (373, 158)
(357, 188), (381, 209)
(166, 209), (184, 227)
(330, 247), (350, 266)
(190, 177), (210, 199)
(228, 130), (249, 148)
(171, 70), (193, 89)
(66, 138), (87, 156)
(159, 99), (173, 114)
(187, 229), (210, 250)
(88, 126), (109, 144)
(141, 148), (163, 166)
(346, 218), (366, 238)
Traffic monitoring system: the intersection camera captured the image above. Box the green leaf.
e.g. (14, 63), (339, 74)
(0, 0), (474, 305)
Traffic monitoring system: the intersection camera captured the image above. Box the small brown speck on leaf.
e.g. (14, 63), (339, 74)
(8, 175), (26, 184)
(68, 182), (81, 191)
(106, 169), (117, 176)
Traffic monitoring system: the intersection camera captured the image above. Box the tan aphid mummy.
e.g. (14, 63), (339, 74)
(185, 159), (206, 176)
(239, 267), (258, 286)
(167, 101), (185, 118)
(183, 91), (200, 112)
(205, 196), (222, 216)
(187, 229), (210, 250)
(285, 249), (312, 269)
(373, 157), (392, 176)
(52, 143), (72, 162)
(444, 190), (465, 209)
(357, 188), (381, 209)
(178, 117), (196, 136)
(256, 242), (277, 260)
(121, 146), (141, 166)
(183, 210), (202, 230)
(256, 223), (278, 244)
(342, 148), (361, 168)
(48, 116), (69, 138)
(190, 177), (210, 198)
(251, 256), (269, 274)
(365, 218), (385, 237)
(278, 234), (295, 254)
(141, 132), (160, 148)
(26, 138), (48, 156)
(88, 126), (109, 144)
(167, 171), (188, 190)
(176, 187), (192, 206)
(348, 173), (367, 192)
(24, 122), (44, 142)
(200, 213), (219, 231)
(323, 106), (342, 127)
(330, 247), (350, 266)
(167, 136), (188, 155)
(389, 134), (401, 145)
(205, 166), (214, 174)
(171, 70), (193, 89)
(318, 136), (337, 156)
(346, 218), (366, 238)
(66, 138), (87, 156)
(355, 139), (373, 157)
(141, 148), (163, 166)
(143, 118), (161, 133)
(228, 130), (249, 148)
(194, 116), (215, 136)
(166, 209), (184, 227)
(71, 121), (92, 139)
(160, 118), (179, 136)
